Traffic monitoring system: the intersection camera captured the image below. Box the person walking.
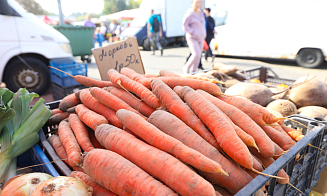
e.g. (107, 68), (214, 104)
(83, 14), (96, 47)
(147, 9), (163, 56)
(182, 0), (206, 74)
(204, 8), (216, 62)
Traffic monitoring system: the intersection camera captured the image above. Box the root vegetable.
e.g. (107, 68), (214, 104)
(266, 99), (297, 117)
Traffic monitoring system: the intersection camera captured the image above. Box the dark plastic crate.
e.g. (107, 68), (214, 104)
(51, 83), (88, 100)
(236, 115), (327, 196)
(50, 61), (87, 87)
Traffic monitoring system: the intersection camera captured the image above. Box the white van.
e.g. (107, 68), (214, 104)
(211, 0), (327, 68)
(0, 0), (73, 94)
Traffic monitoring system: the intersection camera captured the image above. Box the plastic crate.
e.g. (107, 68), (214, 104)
(240, 66), (296, 87)
(51, 83), (88, 100)
(50, 61), (87, 87)
(53, 25), (94, 57)
(236, 115), (327, 196)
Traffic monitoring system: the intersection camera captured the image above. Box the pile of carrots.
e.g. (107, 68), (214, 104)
(46, 67), (304, 196)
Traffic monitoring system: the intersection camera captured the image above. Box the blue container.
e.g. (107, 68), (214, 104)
(50, 61), (87, 87)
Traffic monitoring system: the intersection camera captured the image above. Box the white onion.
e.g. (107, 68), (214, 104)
(31, 176), (92, 196)
(1, 172), (53, 196)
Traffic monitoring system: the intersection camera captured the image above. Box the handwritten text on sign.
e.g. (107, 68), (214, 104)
(92, 37), (145, 81)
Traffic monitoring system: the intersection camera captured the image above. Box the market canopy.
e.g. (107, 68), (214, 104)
(100, 9), (139, 21)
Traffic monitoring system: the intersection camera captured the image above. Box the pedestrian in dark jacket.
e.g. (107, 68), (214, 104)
(204, 8), (217, 62)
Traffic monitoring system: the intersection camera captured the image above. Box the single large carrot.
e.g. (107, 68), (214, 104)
(59, 93), (81, 112)
(260, 125), (296, 151)
(51, 108), (63, 116)
(68, 114), (94, 152)
(58, 120), (82, 167)
(121, 67), (151, 89)
(89, 87), (146, 119)
(151, 79), (220, 150)
(158, 77), (223, 96)
(83, 149), (177, 196)
(147, 110), (253, 194)
(159, 70), (181, 77)
(95, 124), (216, 196)
(180, 86), (254, 169)
(197, 90), (276, 158)
(218, 95), (279, 125)
(47, 135), (69, 165)
(250, 147), (289, 184)
(77, 89), (123, 128)
(49, 66), (114, 88)
(108, 69), (162, 108)
(104, 86), (155, 117)
(47, 112), (70, 125)
(116, 109), (227, 175)
(70, 171), (118, 196)
(75, 104), (108, 130)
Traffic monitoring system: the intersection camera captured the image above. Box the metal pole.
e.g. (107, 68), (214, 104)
(57, 0), (65, 25)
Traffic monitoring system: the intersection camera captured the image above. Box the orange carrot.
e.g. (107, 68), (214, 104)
(58, 120), (82, 167)
(59, 93), (81, 112)
(173, 85), (183, 99)
(218, 95), (279, 125)
(180, 86), (254, 169)
(250, 148), (289, 184)
(90, 87), (146, 119)
(77, 89), (123, 128)
(75, 104), (108, 130)
(151, 79), (221, 150)
(88, 128), (105, 149)
(143, 73), (159, 78)
(121, 67), (151, 89)
(116, 109), (227, 175)
(47, 112), (70, 125)
(107, 69), (162, 108)
(83, 149), (178, 196)
(104, 86), (155, 117)
(260, 125), (296, 151)
(213, 185), (233, 196)
(197, 90), (276, 158)
(75, 75), (114, 88)
(159, 70), (181, 77)
(47, 135), (69, 165)
(147, 110), (253, 194)
(70, 171), (117, 196)
(68, 114), (94, 152)
(95, 124), (216, 196)
(273, 142), (285, 159)
(51, 108), (63, 116)
(272, 122), (296, 140)
(158, 77), (223, 96)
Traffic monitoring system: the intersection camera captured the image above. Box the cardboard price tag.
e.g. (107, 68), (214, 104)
(92, 37), (145, 81)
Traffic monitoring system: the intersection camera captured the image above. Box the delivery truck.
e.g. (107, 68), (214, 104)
(120, 0), (193, 50)
(211, 0), (327, 68)
(0, 0), (73, 94)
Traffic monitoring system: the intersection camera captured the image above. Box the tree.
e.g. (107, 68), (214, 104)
(15, 0), (47, 15)
(103, 0), (142, 15)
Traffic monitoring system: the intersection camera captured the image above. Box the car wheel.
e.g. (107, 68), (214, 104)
(296, 49), (324, 68)
(3, 57), (51, 95)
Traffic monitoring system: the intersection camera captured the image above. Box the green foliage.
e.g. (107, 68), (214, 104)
(103, 0), (142, 15)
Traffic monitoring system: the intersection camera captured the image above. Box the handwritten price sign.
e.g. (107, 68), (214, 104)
(92, 37), (145, 81)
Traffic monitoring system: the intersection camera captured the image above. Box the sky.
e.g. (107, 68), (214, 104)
(35, 0), (104, 15)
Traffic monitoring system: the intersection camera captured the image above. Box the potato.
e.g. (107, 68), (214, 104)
(224, 82), (273, 106)
(298, 106), (327, 117)
(288, 76), (327, 108)
(212, 62), (239, 75)
(300, 110), (325, 119)
(266, 99), (297, 117)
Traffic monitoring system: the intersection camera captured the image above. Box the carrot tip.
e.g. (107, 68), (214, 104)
(252, 143), (260, 153)
(220, 169), (229, 176)
(251, 168), (287, 180)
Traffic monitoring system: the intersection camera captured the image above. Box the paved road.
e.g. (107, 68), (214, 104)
(85, 46), (327, 83)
